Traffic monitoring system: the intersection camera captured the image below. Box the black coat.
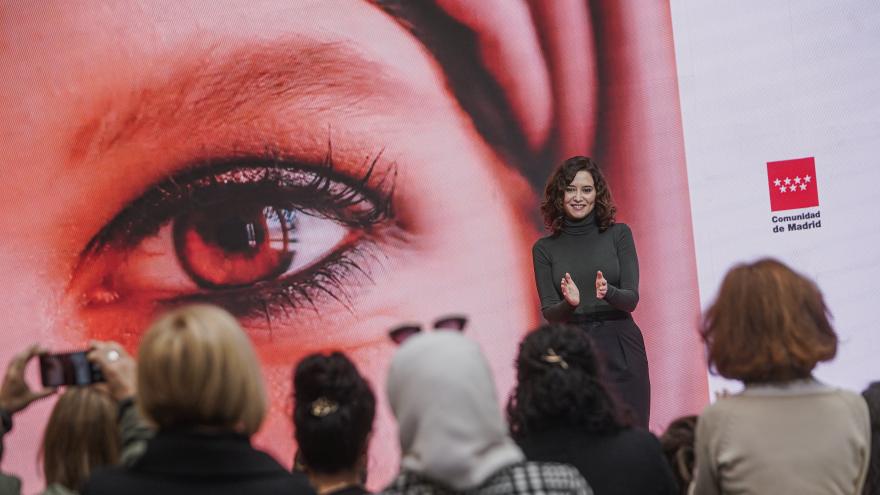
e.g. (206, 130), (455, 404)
(83, 430), (315, 495)
(518, 428), (678, 495)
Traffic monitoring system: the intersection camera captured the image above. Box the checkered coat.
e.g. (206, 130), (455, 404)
(380, 462), (593, 495)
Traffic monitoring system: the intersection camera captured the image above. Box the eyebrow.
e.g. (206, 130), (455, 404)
(68, 41), (403, 165)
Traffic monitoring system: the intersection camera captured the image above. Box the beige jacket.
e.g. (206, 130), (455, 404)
(692, 379), (870, 495)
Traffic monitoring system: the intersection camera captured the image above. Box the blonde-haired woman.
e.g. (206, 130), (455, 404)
(83, 304), (315, 495)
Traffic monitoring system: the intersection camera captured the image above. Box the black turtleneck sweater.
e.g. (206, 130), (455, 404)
(532, 212), (639, 322)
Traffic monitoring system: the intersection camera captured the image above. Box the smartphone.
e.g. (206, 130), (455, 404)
(39, 351), (105, 387)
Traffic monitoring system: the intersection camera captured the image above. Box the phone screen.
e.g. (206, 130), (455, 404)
(39, 351), (104, 387)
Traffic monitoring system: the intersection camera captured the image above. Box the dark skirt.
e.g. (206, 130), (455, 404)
(570, 313), (651, 428)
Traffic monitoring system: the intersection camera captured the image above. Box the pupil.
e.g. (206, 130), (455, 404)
(210, 214), (266, 254)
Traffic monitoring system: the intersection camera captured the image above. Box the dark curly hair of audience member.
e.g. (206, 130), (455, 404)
(659, 415), (698, 495)
(293, 352), (376, 475)
(540, 156), (616, 234)
(507, 324), (630, 439)
(863, 382), (880, 495)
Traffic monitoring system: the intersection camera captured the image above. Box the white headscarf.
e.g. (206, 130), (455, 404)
(386, 332), (525, 490)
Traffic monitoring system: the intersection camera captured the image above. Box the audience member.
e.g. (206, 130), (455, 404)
(0, 345), (57, 493)
(39, 387), (120, 495)
(508, 324), (677, 494)
(82, 304), (315, 495)
(293, 352), (376, 495)
(381, 331), (592, 495)
(659, 415), (698, 495)
(692, 259), (871, 494)
(0, 342), (151, 495)
(863, 382), (880, 495)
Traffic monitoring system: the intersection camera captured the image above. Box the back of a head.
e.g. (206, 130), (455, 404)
(41, 387), (120, 491)
(659, 415), (698, 495)
(701, 258), (837, 383)
(293, 352), (375, 475)
(507, 324), (628, 438)
(137, 304), (266, 434)
(387, 332), (523, 490)
(387, 331), (502, 439)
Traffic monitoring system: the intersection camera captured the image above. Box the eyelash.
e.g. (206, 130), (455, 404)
(78, 147), (396, 322)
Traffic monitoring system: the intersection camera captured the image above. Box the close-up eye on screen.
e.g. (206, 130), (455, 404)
(3, 0), (876, 493)
(75, 153), (397, 326)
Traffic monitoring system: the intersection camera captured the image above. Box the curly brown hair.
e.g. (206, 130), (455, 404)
(700, 258), (837, 384)
(541, 156), (616, 234)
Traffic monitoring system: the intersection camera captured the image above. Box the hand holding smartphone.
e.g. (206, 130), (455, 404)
(88, 342), (137, 401)
(39, 351), (105, 387)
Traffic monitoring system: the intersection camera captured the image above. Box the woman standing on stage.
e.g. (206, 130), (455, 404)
(532, 156), (650, 428)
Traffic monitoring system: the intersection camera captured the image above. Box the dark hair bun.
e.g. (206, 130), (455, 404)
(293, 352), (376, 474)
(294, 352), (365, 404)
